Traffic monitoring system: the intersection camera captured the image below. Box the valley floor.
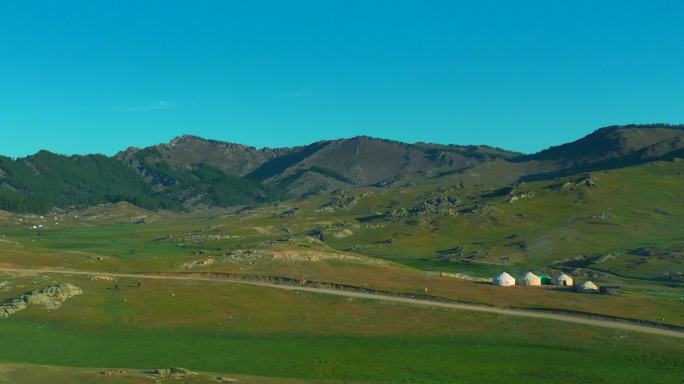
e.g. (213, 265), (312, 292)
(1, 270), (684, 384)
(2, 266), (683, 340)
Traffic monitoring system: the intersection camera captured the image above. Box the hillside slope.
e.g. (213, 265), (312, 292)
(517, 124), (684, 181)
(1, 124), (683, 213)
(120, 135), (518, 197)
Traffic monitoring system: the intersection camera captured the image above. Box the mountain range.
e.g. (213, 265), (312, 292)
(1, 124), (682, 213)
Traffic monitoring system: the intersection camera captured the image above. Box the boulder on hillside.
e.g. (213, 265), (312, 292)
(1, 283), (82, 318)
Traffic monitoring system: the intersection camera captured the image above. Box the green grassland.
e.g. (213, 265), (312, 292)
(1, 272), (683, 384)
(320, 160), (684, 272)
(1, 159), (684, 382)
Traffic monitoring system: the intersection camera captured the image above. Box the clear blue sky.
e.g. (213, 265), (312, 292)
(1, 1), (683, 157)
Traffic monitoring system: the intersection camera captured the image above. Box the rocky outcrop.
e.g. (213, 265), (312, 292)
(220, 249), (273, 263)
(408, 195), (460, 216)
(90, 275), (114, 281)
(508, 192), (534, 203)
(216, 376), (239, 382)
(272, 249), (387, 265)
(457, 204), (497, 219)
(182, 258), (216, 269)
(1, 283), (82, 318)
(318, 193), (360, 211)
(562, 174), (597, 189)
(153, 367), (196, 378)
(307, 223), (355, 241)
(331, 228), (354, 239)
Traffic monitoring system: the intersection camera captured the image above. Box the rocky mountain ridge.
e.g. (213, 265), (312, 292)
(0, 124), (682, 212)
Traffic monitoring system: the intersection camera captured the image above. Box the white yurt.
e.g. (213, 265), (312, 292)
(493, 272), (516, 287)
(555, 273), (574, 287)
(521, 272), (541, 286)
(576, 281), (599, 293)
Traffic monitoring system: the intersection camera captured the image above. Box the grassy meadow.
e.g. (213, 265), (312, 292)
(1, 160), (684, 382)
(1, 272), (683, 383)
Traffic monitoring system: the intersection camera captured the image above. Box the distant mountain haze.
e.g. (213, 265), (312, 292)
(1, 124), (682, 213)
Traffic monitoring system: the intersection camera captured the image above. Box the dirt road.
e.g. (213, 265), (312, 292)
(2, 266), (683, 339)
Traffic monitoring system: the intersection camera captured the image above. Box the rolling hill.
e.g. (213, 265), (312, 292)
(0, 124), (682, 213)
(1, 124), (684, 384)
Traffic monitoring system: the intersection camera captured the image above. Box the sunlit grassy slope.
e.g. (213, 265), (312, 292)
(1, 159), (683, 383)
(8, 159), (682, 273)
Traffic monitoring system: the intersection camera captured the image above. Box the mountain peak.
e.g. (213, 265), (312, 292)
(2, 124), (684, 213)
(524, 124), (684, 163)
(169, 134), (204, 144)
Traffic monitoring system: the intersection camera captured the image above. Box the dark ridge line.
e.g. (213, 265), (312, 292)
(246, 141), (330, 181)
(517, 148), (684, 183)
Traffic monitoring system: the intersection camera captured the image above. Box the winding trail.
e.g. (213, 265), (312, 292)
(2, 266), (684, 340)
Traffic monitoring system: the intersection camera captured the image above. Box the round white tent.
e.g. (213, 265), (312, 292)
(521, 272), (541, 286)
(576, 281), (599, 293)
(493, 272), (516, 287)
(555, 273), (574, 287)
